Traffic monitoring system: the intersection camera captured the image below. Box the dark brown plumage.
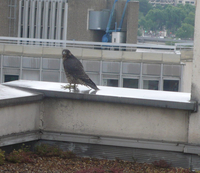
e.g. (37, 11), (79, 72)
(62, 49), (99, 90)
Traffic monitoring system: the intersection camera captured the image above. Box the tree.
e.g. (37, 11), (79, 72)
(184, 12), (195, 26)
(145, 8), (166, 31)
(176, 23), (194, 39)
(164, 5), (186, 32)
(138, 0), (152, 16)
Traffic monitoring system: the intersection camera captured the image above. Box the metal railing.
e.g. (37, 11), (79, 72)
(0, 36), (193, 52)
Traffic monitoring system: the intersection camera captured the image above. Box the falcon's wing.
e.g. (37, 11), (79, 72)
(63, 54), (99, 90)
(63, 55), (88, 79)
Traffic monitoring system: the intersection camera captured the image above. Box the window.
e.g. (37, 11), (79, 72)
(143, 64), (161, 76)
(122, 63), (140, 75)
(23, 57), (40, 69)
(102, 62), (120, 73)
(123, 78), (139, 89)
(143, 80), (159, 90)
(163, 65), (181, 77)
(82, 60), (100, 72)
(3, 56), (21, 68)
(103, 79), (118, 87)
(163, 80), (179, 92)
(4, 75), (19, 82)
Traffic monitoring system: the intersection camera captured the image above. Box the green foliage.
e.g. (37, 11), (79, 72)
(176, 23), (194, 39)
(138, 2), (196, 38)
(76, 166), (123, 173)
(60, 150), (77, 159)
(35, 144), (62, 157)
(184, 12), (195, 25)
(138, 0), (152, 16)
(35, 144), (76, 159)
(0, 149), (5, 165)
(6, 144), (36, 163)
(137, 29), (142, 36)
(152, 159), (172, 168)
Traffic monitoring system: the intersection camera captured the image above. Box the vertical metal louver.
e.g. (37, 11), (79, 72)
(8, 0), (17, 37)
(18, 0), (68, 40)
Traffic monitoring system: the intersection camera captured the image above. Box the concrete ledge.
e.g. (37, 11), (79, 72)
(3, 80), (197, 111)
(1, 130), (200, 156)
(41, 131), (185, 153)
(0, 131), (40, 147)
(0, 85), (44, 107)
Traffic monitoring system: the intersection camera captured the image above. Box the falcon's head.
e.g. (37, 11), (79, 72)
(62, 49), (72, 60)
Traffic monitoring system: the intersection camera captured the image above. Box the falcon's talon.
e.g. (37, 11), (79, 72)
(61, 84), (71, 90)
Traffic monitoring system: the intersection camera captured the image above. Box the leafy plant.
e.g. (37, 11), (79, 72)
(0, 149), (5, 165)
(152, 159), (172, 168)
(6, 149), (35, 163)
(35, 144), (62, 157)
(109, 167), (124, 173)
(76, 167), (105, 173)
(35, 144), (77, 159)
(60, 150), (77, 159)
(6, 144), (36, 163)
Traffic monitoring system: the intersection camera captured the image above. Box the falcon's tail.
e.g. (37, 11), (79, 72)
(84, 78), (99, 90)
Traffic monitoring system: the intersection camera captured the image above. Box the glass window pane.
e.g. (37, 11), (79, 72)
(42, 71), (60, 82)
(3, 56), (21, 68)
(4, 75), (19, 82)
(143, 80), (159, 90)
(102, 62), (120, 73)
(163, 80), (179, 92)
(103, 79), (118, 87)
(22, 70), (40, 81)
(23, 57), (40, 69)
(123, 78), (139, 88)
(163, 65), (181, 77)
(143, 64), (161, 76)
(122, 63), (140, 74)
(42, 58), (60, 70)
(82, 60), (100, 72)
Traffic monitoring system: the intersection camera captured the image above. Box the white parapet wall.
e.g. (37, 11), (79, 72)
(43, 98), (189, 142)
(1, 80), (200, 168)
(0, 84), (43, 146)
(0, 80), (196, 148)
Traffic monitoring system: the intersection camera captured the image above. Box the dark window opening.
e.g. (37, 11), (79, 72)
(163, 80), (179, 92)
(4, 75), (19, 82)
(143, 80), (159, 90)
(103, 79), (118, 87)
(123, 79), (139, 89)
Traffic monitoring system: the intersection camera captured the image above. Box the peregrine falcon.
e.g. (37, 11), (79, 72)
(62, 49), (99, 90)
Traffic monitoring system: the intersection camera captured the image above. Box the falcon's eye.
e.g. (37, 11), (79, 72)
(62, 51), (66, 55)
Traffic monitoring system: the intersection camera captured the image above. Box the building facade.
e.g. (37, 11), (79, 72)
(148, 0), (175, 6)
(148, 0), (196, 6)
(176, 0), (196, 5)
(0, 38), (193, 92)
(0, 0), (139, 43)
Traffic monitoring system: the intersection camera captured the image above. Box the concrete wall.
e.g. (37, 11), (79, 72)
(0, 1), (9, 36)
(42, 98), (189, 143)
(67, 0), (139, 43)
(182, 61), (193, 93)
(189, 1), (200, 144)
(0, 102), (41, 137)
(0, 0), (19, 37)
(67, 0), (107, 41)
(126, 1), (139, 44)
